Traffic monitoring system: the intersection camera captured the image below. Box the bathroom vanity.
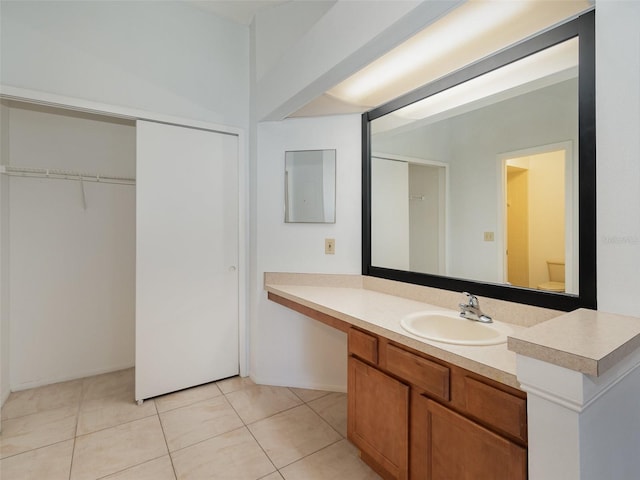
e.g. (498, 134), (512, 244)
(264, 272), (640, 480)
(265, 273), (536, 479)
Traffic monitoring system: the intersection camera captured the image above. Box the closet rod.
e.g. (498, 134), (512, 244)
(0, 165), (136, 185)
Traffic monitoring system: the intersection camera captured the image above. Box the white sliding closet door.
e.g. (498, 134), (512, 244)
(136, 120), (239, 401)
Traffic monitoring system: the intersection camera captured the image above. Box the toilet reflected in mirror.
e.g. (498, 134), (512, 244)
(538, 260), (566, 292)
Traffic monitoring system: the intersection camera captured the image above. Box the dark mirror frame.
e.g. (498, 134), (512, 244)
(362, 10), (596, 311)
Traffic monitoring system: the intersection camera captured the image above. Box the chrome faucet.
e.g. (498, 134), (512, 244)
(459, 292), (493, 323)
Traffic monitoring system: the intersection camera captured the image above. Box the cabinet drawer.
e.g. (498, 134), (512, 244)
(348, 328), (378, 364)
(463, 376), (527, 442)
(385, 343), (450, 401)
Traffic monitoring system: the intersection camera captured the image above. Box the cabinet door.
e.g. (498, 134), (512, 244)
(348, 356), (409, 480)
(418, 396), (527, 480)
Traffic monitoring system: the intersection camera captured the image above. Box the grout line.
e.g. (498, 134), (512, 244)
(230, 385), (347, 474)
(73, 409), (158, 439)
(306, 393), (347, 439)
(93, 454), (169, 480)
(0, 395), (84, 422)
(166, 424), (248, 455)
(151, 379), (224, 413)
(0, 438), (74, 461)
(223, 387), (279, 474)
(277, 437), (344, 470)
(288, 387), (332, 403)
(68, 395), (82, 480)
(68, 437), (76, 480)
(155, 406), (179, 480)
(154, 390), (224, 415)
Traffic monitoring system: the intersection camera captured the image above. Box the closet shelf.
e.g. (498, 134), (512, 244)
(0, 165), (136, 185)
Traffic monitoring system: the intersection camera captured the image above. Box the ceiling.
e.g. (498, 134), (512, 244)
(187, 0), (289, 25)
(185, 0), (591, 118)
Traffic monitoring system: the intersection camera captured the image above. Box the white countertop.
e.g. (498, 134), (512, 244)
(265, 281), (526, 389)
(507, 308), (640, 376)
(265, 272), (640, 385)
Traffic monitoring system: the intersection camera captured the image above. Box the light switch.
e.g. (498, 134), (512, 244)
(325, 238), (335, 254)
(484, 232), (495, 242)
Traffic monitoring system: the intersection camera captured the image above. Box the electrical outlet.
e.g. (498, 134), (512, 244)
(484, 232), (495, 242)
(325, 238), (335, 254)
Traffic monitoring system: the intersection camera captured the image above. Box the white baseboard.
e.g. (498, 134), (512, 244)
(249, 373), (346, 393)
(10, 363), (135, 392)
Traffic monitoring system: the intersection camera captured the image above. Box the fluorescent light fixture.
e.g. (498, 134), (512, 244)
(323, 0), (591, 112)
(371, 37), (578, 136)
(398, 37), (578, 120)
(329, 1), (530, 105)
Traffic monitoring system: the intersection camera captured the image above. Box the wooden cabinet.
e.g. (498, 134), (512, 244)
(348, 357), (409, 480)
(347, 327), (527, 480)
(415, 396), (527, 479)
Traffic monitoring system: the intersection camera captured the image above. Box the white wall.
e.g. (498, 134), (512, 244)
(596, 0), (640, 316)
(253, 0), (462, 120)
(0, 0), (249, 129)
(253, 115), (361, 389)
(5, 103), (136, 390)
(0, 105), (9, 409)
(254, 0), (337, 82)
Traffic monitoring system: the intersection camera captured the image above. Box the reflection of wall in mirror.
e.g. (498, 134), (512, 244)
(371, 157), (446, 274)
(371, 78), (577, 284)
(409, 163), (445, 274)
(371, 157), (409, 269)
(286, 153), (325, 222)
(285, 150), (335, 223)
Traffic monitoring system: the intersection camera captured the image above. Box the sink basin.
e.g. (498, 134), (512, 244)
(400, 311), (513, 346)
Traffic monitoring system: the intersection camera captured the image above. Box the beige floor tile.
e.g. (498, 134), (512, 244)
(155, 381), (222, 413)
(259, 472), (285, 480)
(289, 387), (331, 403)
(0, 405), (78, 459)
(77, 390), (157, 435)
(280, 439), (381, 480)
(226, 385), (301, 424)
(216, 375), (256, 394)
(102, 455), (176, 480)
(249, 405), (342, 468)
(82, 368), (134, 401)
(160, 395), (243, 452)
(171, 427), (276, 480)
(70, 415), (167, 480)
(308, 392), (347, 437)
(0, 439), (74, 480)
(1, 379), (83, 420)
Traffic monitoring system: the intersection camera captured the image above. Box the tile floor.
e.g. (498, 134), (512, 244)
(0, 369), (381, 479)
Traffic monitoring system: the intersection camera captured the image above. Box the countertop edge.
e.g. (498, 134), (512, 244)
(507, 308), (640, 377)
(507, 336), (598, 376)
(264, 273), (640, 380)
(265, 283), (521, 389)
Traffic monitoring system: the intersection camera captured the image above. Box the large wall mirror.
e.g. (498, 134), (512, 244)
(362, 11), (595, 311)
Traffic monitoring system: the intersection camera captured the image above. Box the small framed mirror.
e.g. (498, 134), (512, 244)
(285, 149), (336, 223)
